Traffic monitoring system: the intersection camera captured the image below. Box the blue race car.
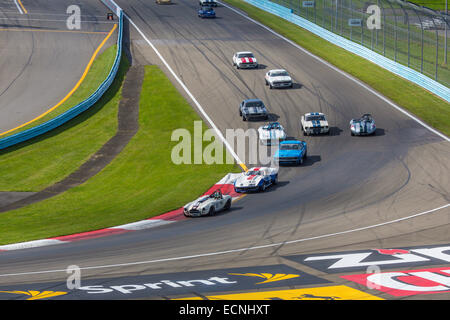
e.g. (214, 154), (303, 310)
(198, 5), (216, 18)
(273, 140), (307, 165)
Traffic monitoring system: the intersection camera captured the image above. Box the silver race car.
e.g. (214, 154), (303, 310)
(183, 190), (232, 217)
(350, 114), (376, 136)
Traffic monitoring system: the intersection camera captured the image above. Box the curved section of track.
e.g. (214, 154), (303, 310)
(0, 0), (448, 300)
(0, 0), (116, 134)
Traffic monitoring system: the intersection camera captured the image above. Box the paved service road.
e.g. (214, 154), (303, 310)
(0, 0), (448, 300)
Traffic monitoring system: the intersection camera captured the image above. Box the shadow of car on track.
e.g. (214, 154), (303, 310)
(328, 126), (343, 136)
(268, 82), (303, 90)
(208, 206), (243, 217)
(350, 128), (385, 137)
(276, 155), (321, 167)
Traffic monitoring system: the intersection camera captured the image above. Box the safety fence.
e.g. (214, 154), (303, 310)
(240, 0), (450, 101)
(0, 7), (124, 150)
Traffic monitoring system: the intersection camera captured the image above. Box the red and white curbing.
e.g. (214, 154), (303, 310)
(0, 173), (242, 252)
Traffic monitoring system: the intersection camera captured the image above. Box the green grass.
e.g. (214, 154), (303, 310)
(0, 46), (127, 192)
(407, 0), (448, 10)
(0, 66), (239, 245)
(224, 0), (450, 137)
(274, 0), (450, 85)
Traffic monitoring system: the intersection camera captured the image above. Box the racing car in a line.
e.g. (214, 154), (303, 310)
(301, 112), (330, 135)
(232, 51), (258, 69)
(234, 167), (278, 193)
(198, 5), (216, 18)
(258, 122), (287, 145)
(273, 140), (307, 165)
(183, 190), (232, 217)
(264, 69), (293, 89)
(239, 99), (269, 121)
(199, 0), (217, 6)
(350, 113), (376, 136)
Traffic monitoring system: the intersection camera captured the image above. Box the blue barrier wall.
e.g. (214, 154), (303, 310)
(239, 0), (450, 102)
(0, 10), (124, 150)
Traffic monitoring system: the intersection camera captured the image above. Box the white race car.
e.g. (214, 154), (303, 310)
(264, 69), (293, 89)
(301, 112), (330, 135)
(232, 51), (258, 69)
(234, 167), (278, 193)
(258, 122), (287, 145)
(183, 190), (232, 217)
(199, 0), (217, 6)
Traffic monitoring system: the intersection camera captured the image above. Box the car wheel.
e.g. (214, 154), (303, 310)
(260, 182), (266, 192)
(239, 110), (242, 116)
(351, 131), (354, 136)
(243, 115), (247, 121)
(224, 200), (231, 210)
(269, 84), (273, 89)
(265, 79), (268, 86)
(208, 207), (216, 216)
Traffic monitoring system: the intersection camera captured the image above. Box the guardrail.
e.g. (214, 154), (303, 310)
(0, 7), (124, 150)
(240, 0), (450, 102)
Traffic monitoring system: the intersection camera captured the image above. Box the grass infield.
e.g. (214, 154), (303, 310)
(0, 46), (124, 192)
(0, 66), (239, 245)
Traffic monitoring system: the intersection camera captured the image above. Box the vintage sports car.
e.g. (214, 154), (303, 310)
(301, 112), (330, 135)
(350, 114), (376, 136)
(183, 190), (232, 217)
(239, 99), (269, 121)
(258, 122), (287, 145)
(232, 51), (258, 69)
(198, 5), (216, 18)
(264, 69), (293, 89)
(234, 167), (278, 193)
(273, 140), (307, 165)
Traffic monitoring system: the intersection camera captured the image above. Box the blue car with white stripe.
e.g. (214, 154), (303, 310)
(273, 140), (307, 165)
(198, 5), (216, 18)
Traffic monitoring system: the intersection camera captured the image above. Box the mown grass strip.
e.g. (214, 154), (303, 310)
(0, 65), (239, 245)
(0, 45), (127, 192)
(223, 0), (450, 137)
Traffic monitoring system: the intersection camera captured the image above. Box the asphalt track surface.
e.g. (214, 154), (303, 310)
(0, 0), (116, 134)
(0, 0), (449, 300)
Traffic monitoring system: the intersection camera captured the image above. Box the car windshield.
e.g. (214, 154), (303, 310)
(238, 53), (254, 58)
(245, 171), (261, 176)
(280, 144), (300, 150)
(264, 123), (280, 130)
(271, 71), (288, 77)
(244, 101), (263, 108)
(306, 115), (325, 121)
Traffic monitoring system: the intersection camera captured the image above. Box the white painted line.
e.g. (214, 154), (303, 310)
(0, 203), (447, 277)
(13, 0), (23, 14)
(218, 1), (450, 143)
(0, 239), (65, 251)
(125, 15), (246, 167)
(111, 219), (174, 231)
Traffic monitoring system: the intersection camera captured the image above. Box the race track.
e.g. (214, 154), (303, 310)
(0, 0), (448, 300)
(0, 0), (116, 134)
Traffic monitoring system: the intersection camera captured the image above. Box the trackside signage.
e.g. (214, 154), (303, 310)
(284, 243), (450, 273)
(0, 265), (329, 300)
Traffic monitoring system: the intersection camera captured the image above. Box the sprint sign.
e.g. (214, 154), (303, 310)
(342, 267), (450, 297)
